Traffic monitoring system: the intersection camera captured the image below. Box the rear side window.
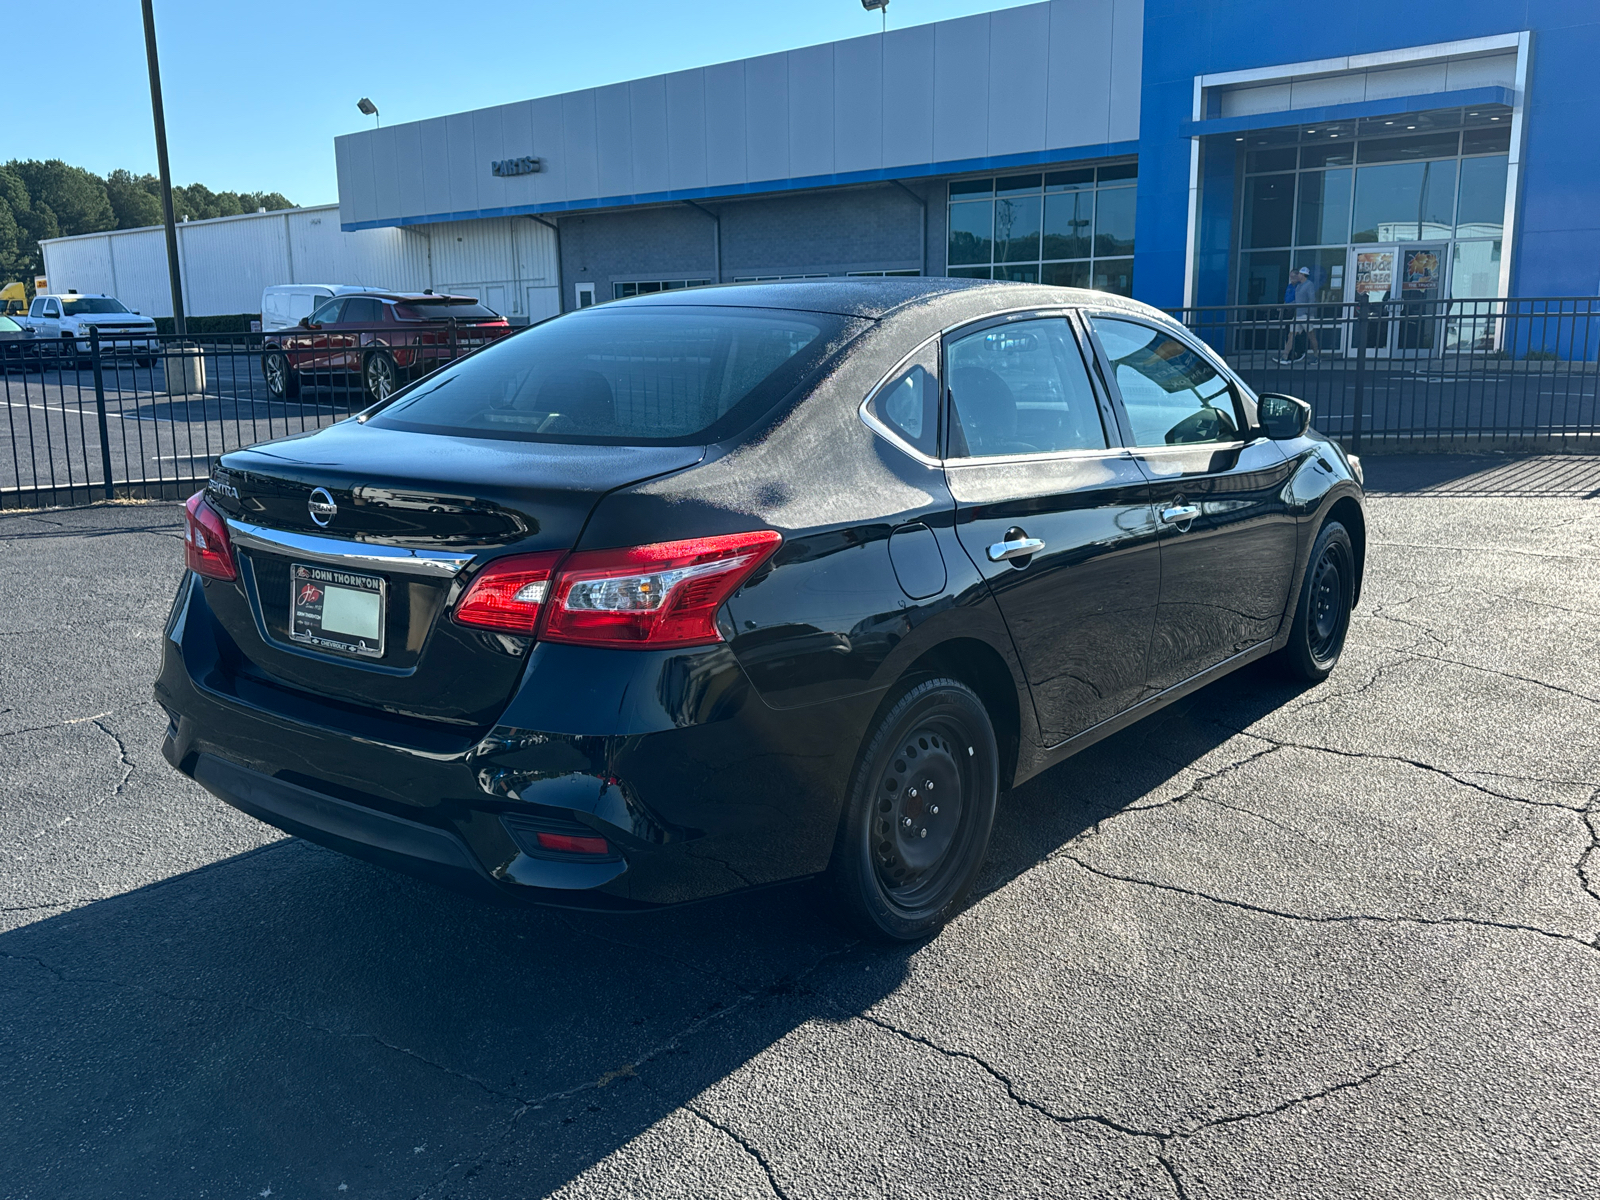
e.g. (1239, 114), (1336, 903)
(394, 300), (499, 320)
(1090, 317), (1243, 447)
(372, 306), (853, 445)
(341, 298), (385, 323)
(945, 318), (1107, 458)
(866, 342), (939, 458)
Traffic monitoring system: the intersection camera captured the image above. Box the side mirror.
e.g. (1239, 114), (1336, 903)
(298, 317), (313, 328)
(1257, 393), (1312, 440)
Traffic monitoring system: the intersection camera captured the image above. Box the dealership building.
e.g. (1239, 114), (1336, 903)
(44, 0), (1600, 320)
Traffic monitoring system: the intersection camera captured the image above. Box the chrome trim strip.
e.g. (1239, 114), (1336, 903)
(226, 519), (479, 578)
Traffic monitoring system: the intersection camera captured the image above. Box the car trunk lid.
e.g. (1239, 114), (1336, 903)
(199, 420), (703, 726)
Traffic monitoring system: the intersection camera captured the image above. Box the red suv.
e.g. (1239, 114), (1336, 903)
(261, 292), (512, 403)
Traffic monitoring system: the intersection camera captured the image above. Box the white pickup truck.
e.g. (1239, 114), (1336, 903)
(23, 292), (159, 364)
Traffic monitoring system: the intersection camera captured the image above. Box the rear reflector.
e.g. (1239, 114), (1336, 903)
(542, 530), (783, 648)
(534, 831), (612, 856)
(452, 551), (564, 634)
(184, 493), (237, 581)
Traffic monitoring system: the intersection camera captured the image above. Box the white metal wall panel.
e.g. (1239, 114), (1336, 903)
(1108, 0), (1143, 143)
(631, 76), (672, 195)
(111, 233), (173, 317)
(665, 69), (709, 191)
(882, 24), (937, 168)
(1047, 0), (1114, 149)
(561, 92), (602, 202)
(788, 44), (835, 179)
(988, 4), (1051, 158)
(1214, 50), (1514, 119)
(594, 84), (634, 198)
(704, 61), (748, 187)
(833, 35), (882, 175)
(335, 0), (1143, 228)
(181, 215), (290, 314)
(745, 53), (790, 182)
(932, 15), (990, 163)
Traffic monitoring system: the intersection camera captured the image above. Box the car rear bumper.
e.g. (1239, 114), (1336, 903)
(157, 573), (875, 909)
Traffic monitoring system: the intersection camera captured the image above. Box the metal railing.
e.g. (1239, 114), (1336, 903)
(0, 325), (481, 511)
(1167, 297), (1600, 450)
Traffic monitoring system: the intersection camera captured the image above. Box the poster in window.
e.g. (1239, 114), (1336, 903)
(1403, 249), (1441, 293)
(1353, 251), (1395, 299)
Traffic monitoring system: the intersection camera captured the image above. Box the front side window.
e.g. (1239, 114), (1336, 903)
(372, 305), (852, 445)
(1091, 317), (1243, 447)
(866, 343), (939, 458)
(44, 300), (60, 317)
(945, 318), (1107, 458)
(309, 299), (344, 325)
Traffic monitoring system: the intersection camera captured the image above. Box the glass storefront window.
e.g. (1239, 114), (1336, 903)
(1242, 175), (1295, 248)
(1228, 103), (1515, 309)
(948, 201), (993, 265)
(1295, 169), (1352, 247)
(948, 162), (1136, 297)
(1456, 156), (1508, 237)
(1351, 160), (1456, 243)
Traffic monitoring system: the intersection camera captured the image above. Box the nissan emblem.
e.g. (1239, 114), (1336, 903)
(308, 487), (338, 527)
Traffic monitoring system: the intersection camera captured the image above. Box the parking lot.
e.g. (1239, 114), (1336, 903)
(2, 453), (1598, 1198)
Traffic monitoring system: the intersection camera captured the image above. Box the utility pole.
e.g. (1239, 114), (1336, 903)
(141, 0), (186, 336)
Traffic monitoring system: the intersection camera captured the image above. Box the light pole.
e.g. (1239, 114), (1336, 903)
(358, 98), (380, 128)
(140, 0), (185, 336)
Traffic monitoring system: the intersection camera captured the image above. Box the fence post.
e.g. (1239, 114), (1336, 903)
(89, 327), (115, 501)
(1349, 299), (1367, 452)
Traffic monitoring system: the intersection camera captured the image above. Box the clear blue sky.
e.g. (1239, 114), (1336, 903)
(7, 0), (1036, 207)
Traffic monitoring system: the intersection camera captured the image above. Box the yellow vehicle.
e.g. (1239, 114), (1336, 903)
(0, 282), (26, 318)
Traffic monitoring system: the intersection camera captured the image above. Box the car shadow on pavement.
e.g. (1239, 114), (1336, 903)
(0, 662), (1306, 1198)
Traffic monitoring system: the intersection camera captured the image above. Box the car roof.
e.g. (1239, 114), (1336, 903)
(601, 277), (1166, 323)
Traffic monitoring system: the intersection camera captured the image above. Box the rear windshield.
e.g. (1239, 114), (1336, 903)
(394, 300), (499, 320)
(370, 305), (853, 445)
(60, 297), (129, 315)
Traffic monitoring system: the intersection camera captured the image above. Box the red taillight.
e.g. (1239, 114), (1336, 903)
(450, 531), (782, 648)
(184, 492), (236, 581)
(452, 550), (564, 634)
(535, 831), (611, 856)
(542, 531), (783, 649)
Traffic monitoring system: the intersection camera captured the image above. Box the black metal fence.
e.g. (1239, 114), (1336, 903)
(1168, 297), (1600, 450)
(4, 297), (1600, 510)
(0, 328), (481, 511)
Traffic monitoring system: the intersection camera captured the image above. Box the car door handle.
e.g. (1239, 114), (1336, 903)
(986, 536), (1045, 562)
(1160, 504), (1201, 525)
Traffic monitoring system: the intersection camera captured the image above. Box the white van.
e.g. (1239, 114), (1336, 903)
(260, 285), (388, 333)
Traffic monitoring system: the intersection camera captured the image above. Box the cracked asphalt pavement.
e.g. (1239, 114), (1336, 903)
(2, 454), (1598, 1199)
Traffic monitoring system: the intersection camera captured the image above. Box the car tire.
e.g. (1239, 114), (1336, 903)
(364, 350), (401, 402)
(827, 677), (1000, 941)
(1278, 519), (1355, 682)
(262, 349), (299, 400)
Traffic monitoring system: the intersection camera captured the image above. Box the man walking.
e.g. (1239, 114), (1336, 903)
(1278, 267), (1320, 363)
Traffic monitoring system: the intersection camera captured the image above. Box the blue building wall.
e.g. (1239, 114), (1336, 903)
(1132, 2), (1600, 307)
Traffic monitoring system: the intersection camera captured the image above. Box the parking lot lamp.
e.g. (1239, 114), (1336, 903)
(140, 0), (186, 337)
(358, 98), (380, 128)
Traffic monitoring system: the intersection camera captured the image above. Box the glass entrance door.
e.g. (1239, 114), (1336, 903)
(1346, 244), (1448, 357)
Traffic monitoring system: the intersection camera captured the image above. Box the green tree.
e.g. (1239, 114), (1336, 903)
(105, 169), (163, 229)
(7, 160), (115, 236)
(0, 197), (21, 282)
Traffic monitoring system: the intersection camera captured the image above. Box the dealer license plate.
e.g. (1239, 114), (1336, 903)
(289, 562), (386, 658)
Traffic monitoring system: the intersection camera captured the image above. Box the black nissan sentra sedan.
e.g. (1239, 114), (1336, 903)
(157, 279), (1364, 940)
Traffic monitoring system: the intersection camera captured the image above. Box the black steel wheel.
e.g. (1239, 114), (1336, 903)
(364, 350), (401, 402)
(828, 678), (999, 941)
(262, 349), (299, 400)
(1279, 519), (1355, 681)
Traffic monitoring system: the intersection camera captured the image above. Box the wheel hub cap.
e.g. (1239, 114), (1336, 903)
(874, 729), (964, 887)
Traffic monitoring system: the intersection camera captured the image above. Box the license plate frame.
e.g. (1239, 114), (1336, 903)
(289, 562), (387, 659)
